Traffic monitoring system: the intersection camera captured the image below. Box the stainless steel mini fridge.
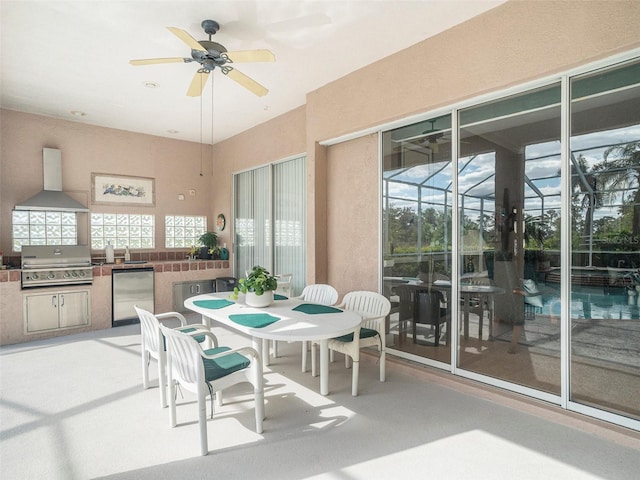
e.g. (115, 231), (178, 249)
(112, 267), (154, 326)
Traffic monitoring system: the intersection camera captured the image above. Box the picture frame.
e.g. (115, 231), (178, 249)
(92, 173), (155, 206)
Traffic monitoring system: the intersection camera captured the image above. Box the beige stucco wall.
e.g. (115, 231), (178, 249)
(325, 134), (380, 294)
(307, 0), (640, 143)
(0, 110), (214, 253)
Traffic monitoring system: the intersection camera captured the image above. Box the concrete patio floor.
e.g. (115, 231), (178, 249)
(1, 316), (639, 479)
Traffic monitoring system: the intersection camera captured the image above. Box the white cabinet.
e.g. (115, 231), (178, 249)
(24, 290), (90, 333)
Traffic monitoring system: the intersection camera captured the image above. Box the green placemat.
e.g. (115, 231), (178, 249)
(274, 294), (288, 300)
(293, 303), (342, 314)
(193, 299), (234, 310)
(229, 313), (280, 328)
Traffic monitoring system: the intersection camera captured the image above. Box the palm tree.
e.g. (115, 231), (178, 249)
(570, 154), (604, 248)
(595, 140), (640, 236)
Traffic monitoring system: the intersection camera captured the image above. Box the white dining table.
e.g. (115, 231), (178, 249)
(184, 292), (362, 395)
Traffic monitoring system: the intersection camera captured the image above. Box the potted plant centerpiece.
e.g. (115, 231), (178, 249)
(197, 231), (219, 260)
(239, 265), (278, 307)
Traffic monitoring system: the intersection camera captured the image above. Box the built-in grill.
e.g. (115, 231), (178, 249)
(21, 245), (93, 289)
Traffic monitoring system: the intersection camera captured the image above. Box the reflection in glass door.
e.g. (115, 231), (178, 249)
(380, 55), (640, 428)
(382, 114), (453, 365)
(458, 85), (562, 395)
(569, 61), (640, 420)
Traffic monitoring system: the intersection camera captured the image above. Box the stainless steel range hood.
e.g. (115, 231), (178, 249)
(14, 148), (89, 212)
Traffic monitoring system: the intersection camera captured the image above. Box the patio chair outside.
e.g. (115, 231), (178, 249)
(413, 289), (449, 346)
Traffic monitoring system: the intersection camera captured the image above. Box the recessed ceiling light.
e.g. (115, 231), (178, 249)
(144, 81), (159, 89)
(70, 110), (86, 117)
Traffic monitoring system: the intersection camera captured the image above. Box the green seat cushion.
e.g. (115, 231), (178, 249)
(202, 347), (251, 381)
(274, 294), (288, 300)
(333, 327), (379, 343)
(162, 327), (205, 350)
(177, 326), (206, 344)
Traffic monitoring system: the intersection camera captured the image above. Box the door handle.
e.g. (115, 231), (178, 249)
(60, 294), (65, 307)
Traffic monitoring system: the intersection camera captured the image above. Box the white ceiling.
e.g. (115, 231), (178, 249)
(1, 1), (505, 144)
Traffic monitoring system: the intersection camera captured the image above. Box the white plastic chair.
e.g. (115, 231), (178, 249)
(136, 306), (210, 408)
(322, 291), (391, 396)
(296, 284), (339, 372)
(275, 273), (293, 297)
(159, 322), (264, 456)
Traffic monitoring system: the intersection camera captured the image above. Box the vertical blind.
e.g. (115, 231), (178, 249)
(234, 156), (306, 295)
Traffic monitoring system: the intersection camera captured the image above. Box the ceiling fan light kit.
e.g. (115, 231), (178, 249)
(130, 19), (275, 97)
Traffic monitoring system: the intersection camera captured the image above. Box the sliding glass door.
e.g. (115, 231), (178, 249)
(234, 156), (306, 295)
(382, 114), (453, 365)
(457, 85), (562, 395)
(381, 55), (640, 428)
(569, 61), (640, 420)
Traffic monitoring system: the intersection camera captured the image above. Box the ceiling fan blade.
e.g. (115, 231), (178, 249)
(129, 57), (188, 66)
(167, 26), (207, 52)
(224, 49), (276, 63)
(186, 71), (210, 97)
(222, 67), (268, 97)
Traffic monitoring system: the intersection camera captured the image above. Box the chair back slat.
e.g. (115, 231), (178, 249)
(301, 284), (338, 305)
(136, 306), (163, 354)
(342, 291), (391, 328)
(162, 328), (204, 387)
(342, 291), (391, 316)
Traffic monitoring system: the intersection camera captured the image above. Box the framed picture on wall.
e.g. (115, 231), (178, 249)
(92, 173), (155, 206)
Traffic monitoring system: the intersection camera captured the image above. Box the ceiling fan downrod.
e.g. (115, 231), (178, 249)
(201, 19), (220, 40)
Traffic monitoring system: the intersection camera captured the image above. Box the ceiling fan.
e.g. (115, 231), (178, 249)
(129, 19), (275, 97)
(417, 120), (468, 153)
(417, 121), (448, 153)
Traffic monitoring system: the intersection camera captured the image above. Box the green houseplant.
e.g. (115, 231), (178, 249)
(238, 266), (278, 307)
(197, 231), (219, 259)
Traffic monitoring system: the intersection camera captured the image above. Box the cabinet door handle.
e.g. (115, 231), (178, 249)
(52, 296), (57, 308)
(60, 294), (65, 307)
(196, 284), (201, 294)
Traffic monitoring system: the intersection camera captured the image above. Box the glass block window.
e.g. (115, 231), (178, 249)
(12, 211), (78, 252)
(165, 215), (207, 248)
(91, 213), (154, 250)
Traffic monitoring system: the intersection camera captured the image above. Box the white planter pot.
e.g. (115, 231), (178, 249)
(245, 290), (274, 308)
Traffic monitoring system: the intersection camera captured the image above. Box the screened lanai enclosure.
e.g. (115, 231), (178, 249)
(381, 58), (640, 428)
